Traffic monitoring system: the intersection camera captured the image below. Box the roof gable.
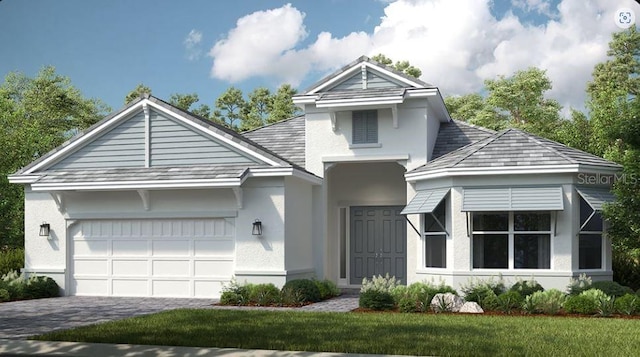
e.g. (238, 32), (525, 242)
(242, 115), (306, 168)
(16, 96), (291, 175)
(302, 56), (433, 95)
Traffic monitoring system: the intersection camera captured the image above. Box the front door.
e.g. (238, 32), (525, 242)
(350, 206), (406, 285)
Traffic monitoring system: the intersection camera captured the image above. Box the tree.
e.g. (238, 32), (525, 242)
(214, 87), (246, 129)
(241, 87), (272, 131)
(168, 93), (200, 111)
(444, 93), (506, 130)
(483, 67), (561, 139)
(0, 67), (109, 247)
(124, 83), (152, 105)
(268, 84), (299, 124)
(371, 54), (422, 78)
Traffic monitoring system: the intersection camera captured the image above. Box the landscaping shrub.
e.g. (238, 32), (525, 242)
(280, 286), (306, 306)
(564, 294), (598, 315)
(461, 276), (506, 304)
(283, 279), (321, 303)
(361, 274), (399, 293)
(0, 288), (9, 302)
(567, 273), (592, 295)
(220, 279), (252, 306)
(481, 291), (499, 311)
(510, 278), (544, 297)
(248, 283), (281, 306)
(612, 248), (640, 291)
(314, 279), (340, 300)
(359, 289), (394, 310)
(1, 270), (25, 300)
(590, 281), (634, 297)
(23, 276), (59, 299)
(496, 290), (524, 314)
(614, 293), (639, 315)
(527, 289), (566, 315)
(0, 248), (24, 277)
(577, 289), (614, 317)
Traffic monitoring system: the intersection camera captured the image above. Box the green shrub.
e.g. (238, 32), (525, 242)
(359, 289), (394, 310)
(248, 283), (281, 306)
(314, 279), (340, 300)
(567, 273), (592, 295)
(496, 290), (524, 314)
(283, 279), (321, 303)
(576, 289), (614, 317)
(590, 281), (634, 297)
(614, 293), (639, 315)
(510, 278), (544, 297)
(564, 295), (598, 314)
(23, 276), (59, 299)
(1, 270), (26, 300)
(0, 248), (24, 277)
(0, 288), (9, 302)
(481, 291), (499, 311)
(461, 276), (506, 304)
(360, 274), (399, 294)
(280, 286), (305, 306)
(612, 248), (640, 291)
(219, 279), (252, 306)
(528, 289), (566, 315)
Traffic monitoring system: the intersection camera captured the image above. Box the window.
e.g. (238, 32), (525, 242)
(472, 212), (551, 269)
(423, 200), (446, 268)
(352, 110), (378, 144)
(579, 196), (603, 269)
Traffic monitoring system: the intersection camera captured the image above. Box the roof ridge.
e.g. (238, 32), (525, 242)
(511, 128), (578, 164)
(240, 115), (304, 135)
(445, 129), (510, 167)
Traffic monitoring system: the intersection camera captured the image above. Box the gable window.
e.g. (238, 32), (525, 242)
(472, 212), (551, 269)
(423, 199), (447, 268)
(579, 196), (603, 269)
(352, 110), (378, 144)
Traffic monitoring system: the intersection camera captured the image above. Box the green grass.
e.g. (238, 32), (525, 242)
(34, 309), (640, 356)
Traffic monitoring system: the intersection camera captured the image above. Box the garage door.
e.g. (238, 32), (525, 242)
(69, 218), (234, 298)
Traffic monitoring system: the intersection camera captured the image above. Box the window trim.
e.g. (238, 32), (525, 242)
(471, 211), (553, 270)
(578, 195), (605, 270)
(422, 199), (447, 269)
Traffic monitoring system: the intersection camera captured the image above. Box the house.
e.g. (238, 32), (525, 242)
(8, 56), (621, 298)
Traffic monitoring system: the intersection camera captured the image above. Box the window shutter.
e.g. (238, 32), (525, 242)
(352, 110), (377, 144)
(352, 112), (366, 144)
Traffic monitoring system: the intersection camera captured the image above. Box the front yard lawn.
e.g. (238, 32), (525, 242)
(35, 309), (640, 356)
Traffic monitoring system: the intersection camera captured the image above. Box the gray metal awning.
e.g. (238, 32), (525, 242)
(576, 186), (615, 211)
(401, 188), (449, 215)
(462, 186), (564, 212)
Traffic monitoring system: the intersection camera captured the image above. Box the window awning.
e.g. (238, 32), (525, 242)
(401, 188), (449, 215)
(462, 186), (564, 212)
(576, 186), (615, 211)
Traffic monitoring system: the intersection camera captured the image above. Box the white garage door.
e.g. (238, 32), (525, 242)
(70, 218), (234, 298)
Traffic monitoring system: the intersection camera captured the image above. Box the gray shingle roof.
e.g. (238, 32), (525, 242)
(411, 128), (621, 174)
(242, 116), (306, 168)
(431, 120), (495, 159)
(317, 88), (406, 101)
(34, 165), (257, 184)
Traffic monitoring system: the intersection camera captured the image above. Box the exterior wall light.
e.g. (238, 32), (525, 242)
(39, 222), (51, 237)
(252, 219), (263, 236)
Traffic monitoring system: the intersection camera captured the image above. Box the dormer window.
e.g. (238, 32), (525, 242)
(352, 110), (378, 144)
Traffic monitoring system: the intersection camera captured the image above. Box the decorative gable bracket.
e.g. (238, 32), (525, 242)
(391, 104), (398, 129)
(137, 189), (150, 211)
(330, 112), (337, 132)
(49, 192), (66, 214)
(232, 187), (243, 209)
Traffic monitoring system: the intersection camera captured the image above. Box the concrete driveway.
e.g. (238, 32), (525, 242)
(0, 296), (215, 339)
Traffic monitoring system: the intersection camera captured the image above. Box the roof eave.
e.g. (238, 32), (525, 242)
(405, 164), (586, 182)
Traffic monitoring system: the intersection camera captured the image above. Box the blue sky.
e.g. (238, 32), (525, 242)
(0, 0), (638, 114)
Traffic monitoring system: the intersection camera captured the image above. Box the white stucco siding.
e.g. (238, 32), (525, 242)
(233, 177), (287, 284)
(284, 177), (315, 278)
(304, 100), (430, 177)
(426, 105), (440, 161)
(23, 188), (68, 290)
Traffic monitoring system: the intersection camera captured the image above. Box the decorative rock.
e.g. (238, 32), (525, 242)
(459, 301), (484, 314)
(430, 293), (465, 312)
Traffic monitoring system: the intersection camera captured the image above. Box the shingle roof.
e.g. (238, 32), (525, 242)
(34, 165), (255, 184)
(431, 120), (495, 159)
(242, 116), (306, 168)
(411, 128), (621, 174)
(317, 88), (406, 101)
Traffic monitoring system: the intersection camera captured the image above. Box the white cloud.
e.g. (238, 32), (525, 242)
(184, 29), (203, 61)
(209, 0), (637, 113)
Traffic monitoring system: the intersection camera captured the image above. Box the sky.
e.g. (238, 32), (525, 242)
(1, 0), (639, 116)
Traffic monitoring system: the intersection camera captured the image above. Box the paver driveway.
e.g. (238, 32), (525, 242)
(0, 296), (215, 339)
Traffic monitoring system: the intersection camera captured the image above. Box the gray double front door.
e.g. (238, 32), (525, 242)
(350, 206), (407, 285)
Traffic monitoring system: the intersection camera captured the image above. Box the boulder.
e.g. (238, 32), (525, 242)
(459, 301), (484, 314)
(430, 293), (465, 312)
